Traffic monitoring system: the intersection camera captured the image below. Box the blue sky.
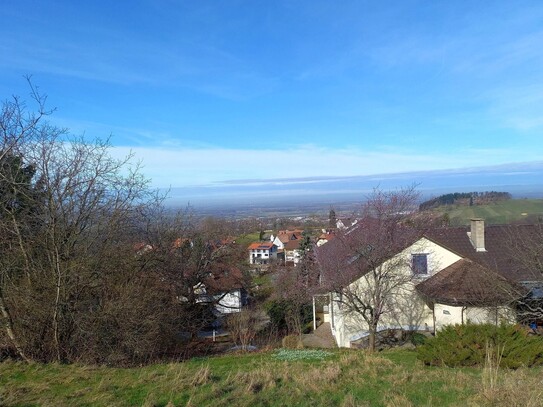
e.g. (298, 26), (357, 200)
(1, 1), (543, 188)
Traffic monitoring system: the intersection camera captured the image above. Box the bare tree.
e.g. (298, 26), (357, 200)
(272, 266), (312, 335)
(0, 83), (183, 363)
(0, 78), (57, 360)
(270, 231), (320, 336)
(225, 308), (261, 350)
(503, 222), (543, 324)
(0, 83), (256, 364)
(317, 186), (426, 351)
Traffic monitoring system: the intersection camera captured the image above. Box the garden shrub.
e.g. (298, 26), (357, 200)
(417, 324), (543, 368)
(409, 332), (427, 346)
(265, 300), (312, 334)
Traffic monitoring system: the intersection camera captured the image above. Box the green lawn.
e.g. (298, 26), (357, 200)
(1, 349), (541, 406)
(434, 199), (543, 225)
(235, 232), (262, 247)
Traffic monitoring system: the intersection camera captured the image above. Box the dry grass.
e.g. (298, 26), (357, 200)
(190, 364), (212, 386)
(472, 369), (543, 407)
(1, 349), (542, 406)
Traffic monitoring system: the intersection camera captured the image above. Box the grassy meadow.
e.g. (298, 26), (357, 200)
(234, 231), (262, 247)
(1, 349), (542, 406)
(434, 199), (543, 225)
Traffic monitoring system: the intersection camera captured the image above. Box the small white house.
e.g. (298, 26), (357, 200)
(336, 218), (358, 230)
(271, 230), (303, 250)
(316, 231), (336, 247)
(284, 239), (303, 265)
(248, 242), (278, 265)
(196, 285), (247, 314)
(194, 267), (248, 314)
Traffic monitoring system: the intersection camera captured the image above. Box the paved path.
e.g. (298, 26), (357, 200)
(302, 322), (337, 348)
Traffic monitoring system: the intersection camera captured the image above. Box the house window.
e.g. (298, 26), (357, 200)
(412, 254), (428, 275)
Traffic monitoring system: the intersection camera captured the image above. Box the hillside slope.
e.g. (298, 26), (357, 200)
(432, 199), (543, 225)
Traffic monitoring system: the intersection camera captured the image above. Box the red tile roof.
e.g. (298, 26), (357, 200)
(318, 232), (336, 241)
(248, 242), (275, 250)
(284, 239), (302, 250)
(276, 230), (303, 243)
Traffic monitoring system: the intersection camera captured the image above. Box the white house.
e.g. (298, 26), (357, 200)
(195, 285), (247, 314)
(270, 229), (303, 250)
(336, 218), (358, 230)
(316, 219), (536, 348)
(283, 239), (303, 265)
(195, 267), (248, 314)
(248, 242), (278, 264)
(316, 231), (336, 247)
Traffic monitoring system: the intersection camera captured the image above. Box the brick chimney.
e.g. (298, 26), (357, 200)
(469, 218), (486, 252)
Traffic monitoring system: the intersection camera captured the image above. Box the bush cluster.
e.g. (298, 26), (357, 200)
(281, 335), (304, 349)
(417, 324), (543, 368)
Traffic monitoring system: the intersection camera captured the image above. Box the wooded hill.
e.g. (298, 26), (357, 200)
(419, 191), (512, 211)
(428, 198), (543, 226)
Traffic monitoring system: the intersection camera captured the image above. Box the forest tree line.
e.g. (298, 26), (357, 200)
(419, 191), (512, 211)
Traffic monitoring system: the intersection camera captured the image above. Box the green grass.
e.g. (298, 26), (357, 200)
(433, 199), (543, 225)
(235, 232), (262, 248)
(2, 349), (542, 406)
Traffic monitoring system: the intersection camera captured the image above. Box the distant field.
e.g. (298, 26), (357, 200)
(433, 199), (543, 225)
(235, 231), (261, 247)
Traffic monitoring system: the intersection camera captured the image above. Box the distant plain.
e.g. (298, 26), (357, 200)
(165, 162), (543, 218)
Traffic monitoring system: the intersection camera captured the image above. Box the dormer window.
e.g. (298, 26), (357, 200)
(412, 254), (428, 275)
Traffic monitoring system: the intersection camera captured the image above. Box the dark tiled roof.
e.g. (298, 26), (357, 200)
(316, 218), (423, 285)
(424, 224), (542, 282)
(317, 219), (543, 306)
(416, 258), (523, 306)
(204, 267), (245, 293)
(283, 240), (302, 250)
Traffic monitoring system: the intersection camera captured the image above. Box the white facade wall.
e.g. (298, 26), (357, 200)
(434, 304), (464, 331)
(249, 246), (277, 264)
(285, 249), (302, 264)
(316, 239), (327, 247)
(330, 293), (349, 347)
(215, 290), (242, 314)
(467, 306), (516, 325)
(434, 303), (516, 330)
(329, 237), (463, 347)
(272, 237), (285, 250)
(195, 287), (244, 314)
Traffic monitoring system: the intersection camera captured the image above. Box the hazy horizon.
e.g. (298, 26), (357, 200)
(164, 160), (543, 211)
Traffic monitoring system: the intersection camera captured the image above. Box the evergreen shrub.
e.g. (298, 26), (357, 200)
(417, 324), (543, 368)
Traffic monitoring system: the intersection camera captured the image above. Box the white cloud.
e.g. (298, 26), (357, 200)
(109, 144), (542, 188)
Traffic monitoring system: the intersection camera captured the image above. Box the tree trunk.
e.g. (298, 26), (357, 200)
(0, 288), (30, 362)
(11, 212), (32, 282)
(368, 323), (377, 352)
(52, 247), (63, 362)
